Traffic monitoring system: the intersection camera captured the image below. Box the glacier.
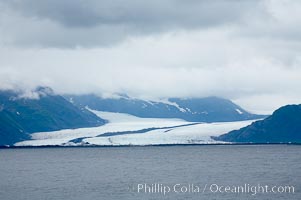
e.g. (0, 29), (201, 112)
(15, 110), (255, 146)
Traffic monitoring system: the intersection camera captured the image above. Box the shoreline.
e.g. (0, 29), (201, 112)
(1, 143), (301, 149)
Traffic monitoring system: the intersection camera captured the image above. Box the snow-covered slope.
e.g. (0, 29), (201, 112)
(15, 110), (255, 146)
(67, 94), (265, 122)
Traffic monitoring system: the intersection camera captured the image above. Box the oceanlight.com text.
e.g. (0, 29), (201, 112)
(132, 183), (295, 196)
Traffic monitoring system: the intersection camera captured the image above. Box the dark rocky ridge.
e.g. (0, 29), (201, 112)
(0, 87), (105, 146)
(213, 104), (301, 143)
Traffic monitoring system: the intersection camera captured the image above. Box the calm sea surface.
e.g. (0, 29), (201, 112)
(0, 145), (300, 200)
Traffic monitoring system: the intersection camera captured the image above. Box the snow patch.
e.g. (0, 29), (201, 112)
(236, 109), (243, 114)
(156, 99), (188, 113)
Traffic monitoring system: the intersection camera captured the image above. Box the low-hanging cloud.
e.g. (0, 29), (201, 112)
(0, 0), (301, 114)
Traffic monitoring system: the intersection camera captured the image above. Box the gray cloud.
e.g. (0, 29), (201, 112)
(0, 0), (301, 114)
(4, 0), (257, 27)
(0, 0), (262, 47)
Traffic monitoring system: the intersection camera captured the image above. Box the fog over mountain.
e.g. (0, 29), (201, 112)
(0, 0), (301, 114)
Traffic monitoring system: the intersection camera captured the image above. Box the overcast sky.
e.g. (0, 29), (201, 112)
(0, 0), (301, 114)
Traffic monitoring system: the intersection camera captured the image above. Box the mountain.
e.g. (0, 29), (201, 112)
(67, 94), (264, 122)
(213, 104), (301, 143)
(0, 87), (105, 146)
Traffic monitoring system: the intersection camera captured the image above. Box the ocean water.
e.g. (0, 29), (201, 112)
(0, 145), (300, 200)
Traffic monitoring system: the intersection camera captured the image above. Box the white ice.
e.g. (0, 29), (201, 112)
(15, 110), (254, 146)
